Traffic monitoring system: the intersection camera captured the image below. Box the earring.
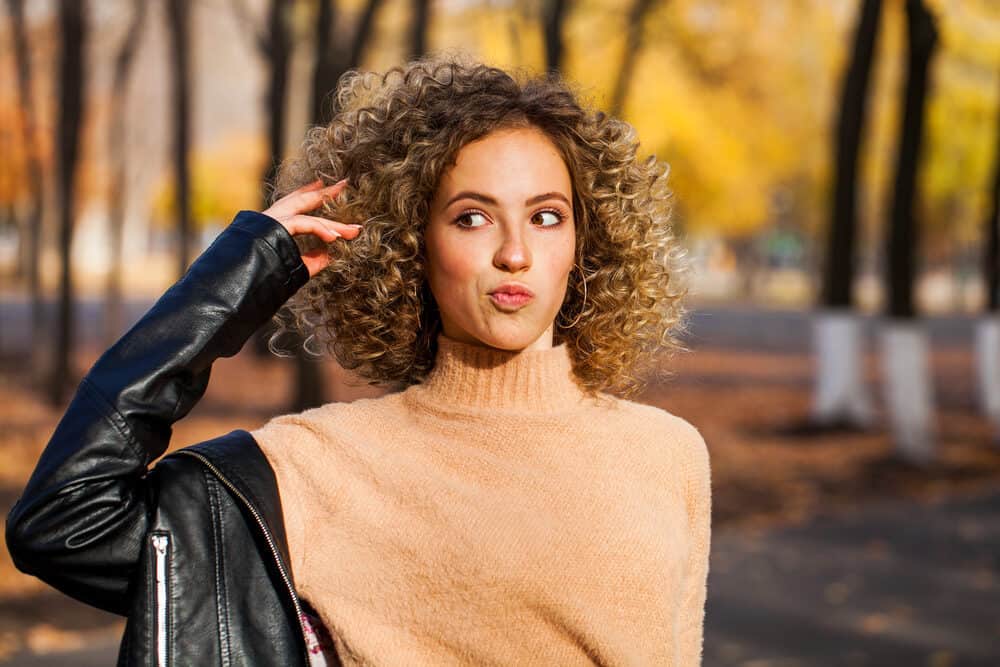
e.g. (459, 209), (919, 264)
(558, 263), (589, 329)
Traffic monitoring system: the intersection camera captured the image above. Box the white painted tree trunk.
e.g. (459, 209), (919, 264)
(974, 315), (1000, 444)
(879, 321), (935, 464)
(811, 311), (875, 428)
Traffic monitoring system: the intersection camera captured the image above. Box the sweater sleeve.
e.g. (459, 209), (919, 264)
(676, 422), (712, 666)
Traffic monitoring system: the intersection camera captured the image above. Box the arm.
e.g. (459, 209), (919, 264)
(4, 210), (309, 615)
(676, 427), (712, 666)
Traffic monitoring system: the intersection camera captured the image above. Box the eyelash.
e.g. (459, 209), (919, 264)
(452, 208), (567, 229)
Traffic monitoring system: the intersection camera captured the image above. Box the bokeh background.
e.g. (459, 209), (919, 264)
(2, 0), (999, 665)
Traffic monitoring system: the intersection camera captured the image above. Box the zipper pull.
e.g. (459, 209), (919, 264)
(152, 535), (168, 562)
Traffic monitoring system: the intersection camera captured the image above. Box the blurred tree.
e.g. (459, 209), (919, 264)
(809, 0), (882, 432)
(288, 0), (430, 411)
(408, 0), (431, 61)
(166, 0), (193, 278)
(104, 0), (149, 347)
(880, 0), (939, 464)
(297, 0), (342, 409)
(976, 69), (1000, 441)
(50, 0), (87, 406)
(228, 0), (294, 211)
(608, 0), (656, 119)
(989, 69), (1000, 294)
(824, 0), (883, 311)
(310, 0), (337, 126)
(310, 0), (386, 126)
(925, 0), (1000, 225)
(279, 0), (391, 411)
(624, 1), (837, 246)
(543, 0), (570, 73)
(230, 0), (297, 370)
(6, 0), (46, 376)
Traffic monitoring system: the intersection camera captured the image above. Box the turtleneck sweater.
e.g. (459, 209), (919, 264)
(250, 332), (711, 666)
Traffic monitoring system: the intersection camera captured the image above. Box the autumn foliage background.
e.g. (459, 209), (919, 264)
(1, 1), (998, 306)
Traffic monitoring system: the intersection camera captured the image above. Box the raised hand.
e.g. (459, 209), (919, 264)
(261, 178), (362, 278)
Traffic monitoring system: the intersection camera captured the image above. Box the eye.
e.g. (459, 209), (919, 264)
(454, 210), (489, 228)
(533, 209), (566, 227)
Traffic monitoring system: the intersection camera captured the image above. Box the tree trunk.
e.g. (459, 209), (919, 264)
(408, 0), (430, 61)
(976, 317), (1000, 444)
(344, 0), (382, 73)
(609, 0), (655, 118)
(811, 312), (875, 428)
(309, 0), (338, 126)
(105, 0), (148, 347)
(49, 0), (87, 406)
(261, 0), (291, 208)
(976, 67), (1000, 442)
(880, 321), (935, 463)
(543, 0), (569, 73)
(309, 0), (383, 126)
(282, 0), (386, 411)
(7, 0), (47, 381)
(166, 0), (193, 277)
(822, 0), (881, 308)
(881, 0), (938, 464)
(811, 0), (882, 429)
(267, 0), (322, 412)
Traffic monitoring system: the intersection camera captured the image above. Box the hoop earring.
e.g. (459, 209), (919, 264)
(558, 263), (588, 329)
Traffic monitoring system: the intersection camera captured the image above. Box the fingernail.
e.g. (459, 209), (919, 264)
(348, 224), (362, 229)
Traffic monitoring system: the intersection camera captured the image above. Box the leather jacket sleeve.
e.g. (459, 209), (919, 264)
(4, 210), (309, 615)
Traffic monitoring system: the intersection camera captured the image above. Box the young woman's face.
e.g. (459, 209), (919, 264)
(425, 126), (577, 352)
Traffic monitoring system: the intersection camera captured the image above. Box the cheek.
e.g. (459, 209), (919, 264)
(431, 246), (471, 281)
(426, 234), (478, 302)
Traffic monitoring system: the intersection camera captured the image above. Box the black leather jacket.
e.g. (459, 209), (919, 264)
(5, 211), (339, 666)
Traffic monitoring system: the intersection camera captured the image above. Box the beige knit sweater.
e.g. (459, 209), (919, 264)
(250, 332), (711, 666)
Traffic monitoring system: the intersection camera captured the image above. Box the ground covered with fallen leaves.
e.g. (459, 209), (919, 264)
(2, 339), (999, 661)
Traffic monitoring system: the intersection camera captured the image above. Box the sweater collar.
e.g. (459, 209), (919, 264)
(414, 332), (588, 412)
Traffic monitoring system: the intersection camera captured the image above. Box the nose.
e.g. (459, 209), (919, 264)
(493, 224), (532, 273)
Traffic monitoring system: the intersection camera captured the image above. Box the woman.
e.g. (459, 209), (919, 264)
(6, 54), (710, 666)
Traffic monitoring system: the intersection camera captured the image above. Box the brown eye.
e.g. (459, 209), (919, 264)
(455, 210), (489, 228)
(533, 210), (565, 227)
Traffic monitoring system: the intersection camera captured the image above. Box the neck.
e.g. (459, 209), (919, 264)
(415, 332), (588, 412)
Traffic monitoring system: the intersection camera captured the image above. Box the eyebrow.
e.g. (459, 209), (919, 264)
(444, 190), (571, 209)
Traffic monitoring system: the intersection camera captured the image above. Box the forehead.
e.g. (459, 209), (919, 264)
(434, 127), (572, 201)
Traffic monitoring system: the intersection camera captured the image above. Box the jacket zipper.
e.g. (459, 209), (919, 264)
(173, 450), (315, 660)
(151, 533), (170, 667)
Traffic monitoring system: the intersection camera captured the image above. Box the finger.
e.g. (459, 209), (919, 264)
(283, 179), (350, 216)
(300, 251), (331, 279)
(285, 215), (354, 241)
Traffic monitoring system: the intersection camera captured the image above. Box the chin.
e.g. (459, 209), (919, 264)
(473, 325), (552, 352)
(442, 311), (556, 351)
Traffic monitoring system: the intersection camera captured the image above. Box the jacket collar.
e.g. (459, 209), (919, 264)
(179, 429), (294, 575)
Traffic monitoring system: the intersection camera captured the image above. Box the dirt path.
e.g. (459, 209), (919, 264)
(705, 487), (1000, 667)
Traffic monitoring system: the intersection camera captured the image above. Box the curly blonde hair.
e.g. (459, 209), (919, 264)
(268, 51), (691, 400)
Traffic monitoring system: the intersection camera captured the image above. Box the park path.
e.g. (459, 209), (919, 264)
(704, 487), (1000, 667)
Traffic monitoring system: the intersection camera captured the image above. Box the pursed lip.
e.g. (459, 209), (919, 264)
(488, 283), (535, 297)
